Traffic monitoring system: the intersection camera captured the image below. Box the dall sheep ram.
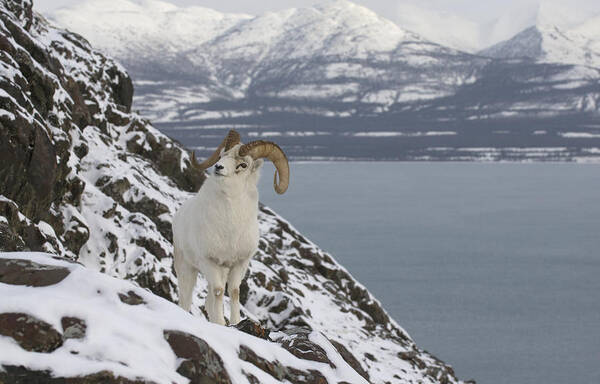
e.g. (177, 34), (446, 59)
(172, 130), (289, 325)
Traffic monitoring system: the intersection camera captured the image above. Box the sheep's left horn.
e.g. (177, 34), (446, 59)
(239, 140), (289, 194)
(193, 129), (241, 170)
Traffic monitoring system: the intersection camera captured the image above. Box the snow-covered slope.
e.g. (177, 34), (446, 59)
(480, 24), (600, 68)
(0, 252), (367, 384)
(0, 1), (466, 383)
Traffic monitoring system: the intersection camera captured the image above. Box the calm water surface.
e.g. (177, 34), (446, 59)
(258, 162), (600, 384)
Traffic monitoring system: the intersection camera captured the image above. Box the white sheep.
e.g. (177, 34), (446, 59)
(172, 130), (289, 325)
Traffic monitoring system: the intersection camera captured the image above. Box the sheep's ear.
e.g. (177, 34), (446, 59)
(251, 159), (264, 173)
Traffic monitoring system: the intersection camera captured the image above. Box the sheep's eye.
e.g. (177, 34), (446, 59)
(236, 163), (247, 170)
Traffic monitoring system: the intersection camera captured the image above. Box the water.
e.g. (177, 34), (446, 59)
(257, 162), (600, 384)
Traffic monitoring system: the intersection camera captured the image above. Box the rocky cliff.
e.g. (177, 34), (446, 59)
(0, 1), (468, 383)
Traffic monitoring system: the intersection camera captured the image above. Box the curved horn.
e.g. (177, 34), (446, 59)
(239, 140), (289, 194)
(223, 129), (241, 151)
(193, 129), (241, 170)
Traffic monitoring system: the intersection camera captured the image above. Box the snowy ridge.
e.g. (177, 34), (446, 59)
(0, 1), (466, 383)
(51, 0), (479, 109)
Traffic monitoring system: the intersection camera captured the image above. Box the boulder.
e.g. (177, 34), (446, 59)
(163, 330), (232, 384)
(0, 313), (63, 353)
(0, 258), (70, 287)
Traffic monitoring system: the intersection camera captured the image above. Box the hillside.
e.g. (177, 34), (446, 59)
(0, 0), (467, 383)
(50, 0), (600, 162)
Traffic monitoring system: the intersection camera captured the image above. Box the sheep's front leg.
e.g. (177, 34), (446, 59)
(205, 261), (228, 325)
(227, 259), (250, 325)
(174, 247), (198, 312)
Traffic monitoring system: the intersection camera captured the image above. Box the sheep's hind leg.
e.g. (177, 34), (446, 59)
(205, 261), (228, 325)
(174, 248), (198, 312)
(227, 259), (250, 325)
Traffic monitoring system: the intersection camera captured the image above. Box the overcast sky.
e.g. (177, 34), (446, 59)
(35, 0), (600, 50)
(34, 0), (600, 22)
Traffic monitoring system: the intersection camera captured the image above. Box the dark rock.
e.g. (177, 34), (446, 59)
(0, 258), (70, 286)
(99, 178), (131, 201)
(118, 290), (145, 305)
(106, 66), (133, 113)
(61, 316), (87, 340)
(64, 78), (91, 129)
(0, 114), (58, 220)
(238, 345), (287, 380)
(135, 237), (167, 260)
(269, 296), (290, 314)
(0, 222), (25, 251)
(63, 220), (90, 256)
(0, 365), (156, 384)
(0, 199), (55, 252)
(329, 339), (370, 381)
(243, 372), (261, 384)
(285, 366), (328, 384)
(364, 353), (377, 362)
(106, 106), (131, 126)
(233, 319), (270, 340)
(280, 328), (334, 368)
(163, 330), (232, 384)
(398, 350), (426, 370)
(238, 345), (328, 384)
(134, 270), (174, 301)
(0, 313), (63, 353)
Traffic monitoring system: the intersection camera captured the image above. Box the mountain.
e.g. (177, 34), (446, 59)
(50, 0), (600, 162)
(0, 0), (467, 383)
(480, 24), (600, 68)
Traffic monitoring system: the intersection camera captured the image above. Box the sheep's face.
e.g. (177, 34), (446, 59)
(212, 144), (263, 192)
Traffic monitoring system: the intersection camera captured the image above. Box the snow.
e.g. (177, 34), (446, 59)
(559, 132), (600, 138)
(0, 252), (368, 384)
(50, 0), (251, 58)
(351, 131), (457, 137)
(480, 3), (600, 68)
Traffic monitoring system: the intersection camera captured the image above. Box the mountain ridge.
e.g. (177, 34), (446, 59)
(49, 0), (600, 162)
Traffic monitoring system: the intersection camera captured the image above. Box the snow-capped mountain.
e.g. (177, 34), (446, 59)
(50, 0), (600, 162)
(480, 24), (600, 68)
(480, 3), (600, 68)
(0, 0), (466, 383)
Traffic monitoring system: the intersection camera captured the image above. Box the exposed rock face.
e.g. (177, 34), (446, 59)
(164, 330), (232, 384)
(234, 318), (271, 340)
(279, 328), (334, 367)
(0, 1), (467, 383)
(0, 313), (63, 353)
(118, 290), (146, 305)
(61, 316), (87, 340)
(0, 258), (70, 286)
(0, 366), (155, 384)
(0, 0), (203, 262)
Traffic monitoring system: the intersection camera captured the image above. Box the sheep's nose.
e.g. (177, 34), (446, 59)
(215, 164), (224, 171)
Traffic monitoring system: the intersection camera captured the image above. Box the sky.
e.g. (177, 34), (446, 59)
(34, 0), (600, 51)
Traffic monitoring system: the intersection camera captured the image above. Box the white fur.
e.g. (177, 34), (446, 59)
(172, 144), (263, 325)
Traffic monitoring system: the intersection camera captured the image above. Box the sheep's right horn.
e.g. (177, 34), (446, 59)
(193, 129), (241, 170)
(239, 140), (289, 194)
